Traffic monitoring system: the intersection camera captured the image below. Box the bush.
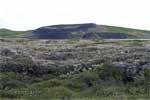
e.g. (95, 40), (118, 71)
(65, 71), (99, 92)
(96, 64), (124, 82)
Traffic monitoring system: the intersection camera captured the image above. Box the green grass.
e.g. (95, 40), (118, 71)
(101, 25), (150, 34)
(0, 29), (31, 38)
(0, 64), (150, 99)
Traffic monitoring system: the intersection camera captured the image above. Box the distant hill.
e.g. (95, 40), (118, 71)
(0, 29), (31, 38)
(0, 23), (150, 39)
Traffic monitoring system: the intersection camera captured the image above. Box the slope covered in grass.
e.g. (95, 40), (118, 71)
(0, 29), (31, 38)
(100, 25), (150, 38)
(101, 25), (150, 33)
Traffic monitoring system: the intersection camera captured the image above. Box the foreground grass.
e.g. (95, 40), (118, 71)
(0, 64), (150, 99)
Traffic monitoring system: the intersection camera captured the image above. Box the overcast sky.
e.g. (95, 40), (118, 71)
(0, 0), (150, 31)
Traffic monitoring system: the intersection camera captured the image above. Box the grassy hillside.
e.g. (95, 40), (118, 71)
(101, 25), (150, 33)
(0, 29), (31, 38)
(100, 25), (150, 38)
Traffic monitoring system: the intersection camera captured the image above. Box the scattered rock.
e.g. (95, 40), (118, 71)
(0, 48), (16, 56)
(0, 39), (150, 77)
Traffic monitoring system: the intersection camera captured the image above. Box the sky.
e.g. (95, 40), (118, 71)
(0, 0), (150, 31)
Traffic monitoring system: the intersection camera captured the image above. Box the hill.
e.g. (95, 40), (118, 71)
(31, 23), (150, 39)
(0, 29), (31, 38)
(0, 23), (150, 39)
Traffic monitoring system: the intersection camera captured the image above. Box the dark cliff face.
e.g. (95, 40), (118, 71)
(31, 23), (134, 39)
(32, 23), (97, 39)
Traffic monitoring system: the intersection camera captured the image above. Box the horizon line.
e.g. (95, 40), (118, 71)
(0, 23), (149, 31)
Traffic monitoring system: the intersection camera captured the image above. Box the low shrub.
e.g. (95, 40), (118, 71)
(96, 64), (124, 82)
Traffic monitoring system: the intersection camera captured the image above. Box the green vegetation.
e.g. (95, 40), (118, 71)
(101, 25), (150, 34)
(128, 40), (144, 46)
(0, 29), (31, 38)
(0, 64), (149, 99)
